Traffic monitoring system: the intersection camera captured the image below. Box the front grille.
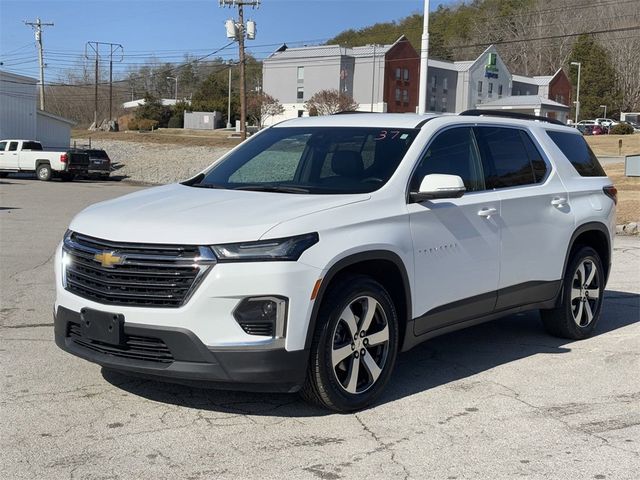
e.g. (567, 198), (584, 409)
(63, 232), (215, 308)
(237, 321), (274, 337)
(67, 322), (173, 363)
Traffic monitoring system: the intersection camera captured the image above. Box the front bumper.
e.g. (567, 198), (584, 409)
(54, 306), (308, 392)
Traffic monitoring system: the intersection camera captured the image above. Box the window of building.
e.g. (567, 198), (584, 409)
(431, 75), (437, 92)
(488, 82), (494, 96)
(498, 84), (503, 97)
(478, 81), (483, 94)
(441, 97), (447, 112)
(402, 89), (409, 103)
(429, 95), (436, 111)
(297, 87), (304, 101)
(403, 68), (409, 81)
(395, 88), (402, 102)
(410, 127), (485, 192)
(443, 77), (448, 94)
(475, 127), (543, 188)
(297, 110), (304, 118)
(396, 68), (401, 80)
(297, 66), (304, 82)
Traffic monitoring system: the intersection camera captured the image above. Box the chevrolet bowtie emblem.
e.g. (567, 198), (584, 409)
(94, 251), (124, 268)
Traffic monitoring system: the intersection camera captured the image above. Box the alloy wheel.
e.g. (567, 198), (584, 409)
(331, 296), (390, 394)
(570, 259), (600, 327)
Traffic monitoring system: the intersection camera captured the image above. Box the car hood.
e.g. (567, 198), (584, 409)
(69, 183), (370, 244)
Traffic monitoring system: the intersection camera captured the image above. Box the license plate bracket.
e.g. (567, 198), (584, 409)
(79, 308), (124, 345)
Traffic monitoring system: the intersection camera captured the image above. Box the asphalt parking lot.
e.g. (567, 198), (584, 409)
(1, 176), (639, 480)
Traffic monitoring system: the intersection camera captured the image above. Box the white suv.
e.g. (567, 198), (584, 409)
(54, 112), (616, 412)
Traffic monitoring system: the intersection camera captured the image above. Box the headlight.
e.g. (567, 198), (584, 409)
(211, 233), (318, 262)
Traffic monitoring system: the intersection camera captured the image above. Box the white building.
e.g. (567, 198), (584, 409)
(0, 70), (75, 148)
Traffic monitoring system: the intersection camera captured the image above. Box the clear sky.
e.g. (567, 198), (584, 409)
(0, 0), (453, 81)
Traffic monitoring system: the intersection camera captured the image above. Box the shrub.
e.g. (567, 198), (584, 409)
(610, 123), (634, 135)
(168, 115), (183, 128)
(127, 118), (138, 131)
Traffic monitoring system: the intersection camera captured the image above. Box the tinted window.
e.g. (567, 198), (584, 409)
(0, 142), (6, 151)
(197, 127), (419, 194)
(8, 142), (18, 152)
(546, 131), (606, 177)
(475, 127), (536, 188)
(410, 127), (485, 192)
(520, 132), (548, 182)
(22, 141), (43, 150)
(87, 149), (108, 158)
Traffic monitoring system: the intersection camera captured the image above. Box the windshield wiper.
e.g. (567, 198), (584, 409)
(190, 183), (226, 189)
(232, 185), (311, 194)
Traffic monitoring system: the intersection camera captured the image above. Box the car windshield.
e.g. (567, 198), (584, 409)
(192, 126), (419, 194)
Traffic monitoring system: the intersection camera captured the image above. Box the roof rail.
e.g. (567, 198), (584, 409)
(459, 109), (565, 126)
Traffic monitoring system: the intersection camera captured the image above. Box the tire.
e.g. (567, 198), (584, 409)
(541, 246), (605, 340)
(60, 172), (75, 182)
(301, 274), (399, 412)
(36, 163), (52, 181)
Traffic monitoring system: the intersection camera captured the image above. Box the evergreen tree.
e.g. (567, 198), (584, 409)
(568, 35), (621, 120)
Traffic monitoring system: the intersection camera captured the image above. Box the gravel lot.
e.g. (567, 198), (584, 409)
(1, 179), (639, 479)
(78, 139), (231, 184)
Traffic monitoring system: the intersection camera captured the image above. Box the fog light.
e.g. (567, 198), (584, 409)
(233, 296), (288, 337)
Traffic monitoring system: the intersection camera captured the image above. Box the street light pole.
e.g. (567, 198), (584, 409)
(600, 104), (607, 118)
(167, 76), (178, 101)
(571, 61), (581, 123)
(418, 0), (430, 115)
(227, 63), (233, 129)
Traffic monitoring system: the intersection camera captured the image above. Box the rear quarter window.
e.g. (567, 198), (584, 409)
(546, 131), (606, 177)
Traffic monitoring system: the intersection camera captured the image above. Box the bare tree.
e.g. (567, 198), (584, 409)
(305, 89), (358, 116)
(247, 92), (285, 127)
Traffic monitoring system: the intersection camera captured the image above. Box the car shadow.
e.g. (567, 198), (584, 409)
(101, 290), (639, 417)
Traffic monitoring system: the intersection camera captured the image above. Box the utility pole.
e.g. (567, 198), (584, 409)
(25, 18), (54, 111)
(418, 0), (430, 115)
(220, 0), (259, 141)
(86, 42), (123, 127)
(167, 76), (178, 101)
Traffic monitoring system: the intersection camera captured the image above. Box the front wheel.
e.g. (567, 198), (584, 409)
(301, 274), (399, 412)
(541, 246), (605, 340)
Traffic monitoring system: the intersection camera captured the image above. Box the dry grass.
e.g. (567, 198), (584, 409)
(603, 162), (640, 224)
(71, 128), (242, 148)
(586, 134), (640, 157)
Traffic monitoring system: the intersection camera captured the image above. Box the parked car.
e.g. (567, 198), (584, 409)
(595, 118), (618, 128)
(576, 121), (604, 136)
(0, 140), (89, 181)
(78, 148), (111, 179)
(54, 112), (616, 412)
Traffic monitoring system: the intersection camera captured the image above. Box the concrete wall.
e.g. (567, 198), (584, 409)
(0, 71), (37, 141)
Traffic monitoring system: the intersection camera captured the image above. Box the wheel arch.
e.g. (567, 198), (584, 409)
(35, 159), (51, 169)
(558, 222), (612, 305)
(304, 250), (412, 351)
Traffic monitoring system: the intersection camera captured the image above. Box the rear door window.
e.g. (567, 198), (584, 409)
(546, 130), (606, 177)
(474, 127), (538, 188)
(22, 141), (42, 150)
(8, 142), (18, 151)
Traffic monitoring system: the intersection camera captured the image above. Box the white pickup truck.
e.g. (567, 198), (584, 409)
(0, 139), (90, 181)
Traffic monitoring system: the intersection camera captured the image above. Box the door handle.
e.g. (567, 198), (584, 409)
(551, 197), (567, 207)
(477, 207), (497, 218)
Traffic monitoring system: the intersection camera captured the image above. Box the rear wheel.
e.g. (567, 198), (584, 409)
(36, 163), (52, 181)
(541, 246), (604, 339)
(301, 274), (399, 412)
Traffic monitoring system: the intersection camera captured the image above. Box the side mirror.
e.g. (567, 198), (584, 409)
(409, 174), (466, 203)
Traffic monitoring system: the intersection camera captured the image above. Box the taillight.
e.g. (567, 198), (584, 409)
(60, 153), (68, 163)
(603, 185), (617, 205)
